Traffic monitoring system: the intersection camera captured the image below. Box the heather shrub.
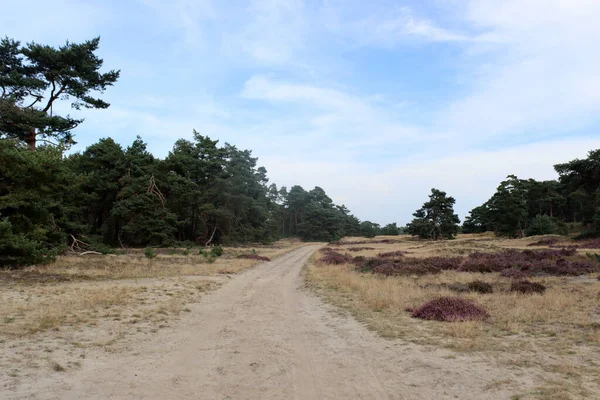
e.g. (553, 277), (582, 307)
(467, 280), (493, 293)
(448, 283), (469, 293)
(328, 239), (399, 246)
(319, 251), (351, 265)
(347, 247), (375, 252)
(351, 256), (367, 266)
(510, 280), (546, 294)
(237, 254), (271, 261)
(500, 268), (529, 279)
(527, 237), (560, 246)
(576, 240), (600, 249)
(378, 251), (408, 258)
(410, 297), (490, 322)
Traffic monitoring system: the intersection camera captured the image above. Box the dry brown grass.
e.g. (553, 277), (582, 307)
(0, 239), (304, 284)
(306, 234), (600, 398)
(0, 239), (303, 339)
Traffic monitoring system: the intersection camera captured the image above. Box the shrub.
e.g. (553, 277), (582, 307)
(526, 215), (559, 236)
(319, 251), (352, 265)
(499, 268), (529, 279)
(378, 251), (407, 258)
(211, 246), (224, 257)
(144, 247), (156, 259)
(237, 254), (271, 261)
(467, 280), (493, 294)
(527, 237), (560, 247)
(410, 297), (489, 322)
(510, 280), (546, 294)
(346, 247), (375, 252)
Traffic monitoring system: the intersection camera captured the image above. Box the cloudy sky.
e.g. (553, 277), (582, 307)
(3, 0), (600, 224)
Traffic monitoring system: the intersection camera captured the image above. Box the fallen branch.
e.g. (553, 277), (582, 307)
(78, 251), (102, 256)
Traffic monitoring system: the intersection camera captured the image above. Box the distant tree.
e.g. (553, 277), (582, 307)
(0, 37), (119, 149)
(555, 149), (600, 234)
(406, 189), (460, 239)
(462, 204), (492, 234)
(359, 221), (381, 238)
(381, 222), (400, 235)
(487, 175), (528, 238)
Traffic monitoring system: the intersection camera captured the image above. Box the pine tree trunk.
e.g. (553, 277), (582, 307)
(25, 129), (36, 150)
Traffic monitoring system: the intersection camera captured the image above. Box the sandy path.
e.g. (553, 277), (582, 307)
(9, 245), (531, 400)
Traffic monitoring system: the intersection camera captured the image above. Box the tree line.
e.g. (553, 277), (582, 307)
(462, 150), (600, 238)
(1, 132), (400, 266)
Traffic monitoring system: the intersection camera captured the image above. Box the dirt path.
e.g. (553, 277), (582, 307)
(8, 245), (533, 400)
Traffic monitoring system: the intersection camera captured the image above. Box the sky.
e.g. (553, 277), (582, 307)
(3, 0), (600, 225)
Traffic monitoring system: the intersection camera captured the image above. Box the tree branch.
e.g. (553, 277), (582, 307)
(42, 81), (66, 113)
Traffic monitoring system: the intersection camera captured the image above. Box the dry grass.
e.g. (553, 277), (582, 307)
(306, 234), (600, 398)
(0, 239), (304, 284)
(0, 239), (303, 339)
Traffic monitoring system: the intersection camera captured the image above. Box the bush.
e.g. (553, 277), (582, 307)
(346, 247), (375, 252)
(410, 297), (489, 322)
(449, 281), (493, 294)
(467, 280), (493, 294)
(144, 247), (156, 259)
(319, 251), (352, 265)
(378, 251), (407, 258)
(527, 237), (560, 247)
(510, 280), (546, 294)
(526, 215), (559, 236)
(211, 246), (224, 257)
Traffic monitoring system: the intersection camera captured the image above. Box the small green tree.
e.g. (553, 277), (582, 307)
(406, 188), (460, 239)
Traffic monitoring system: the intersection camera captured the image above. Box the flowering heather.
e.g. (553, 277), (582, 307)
(328, 239), (400, 246)
(574, 240), (600, 249)
(410, 297), (490, 322)
(363, 256), (462, 276)
(354, 248), (598, 277)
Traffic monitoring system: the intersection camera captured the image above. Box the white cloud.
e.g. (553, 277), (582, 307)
(324, 4), (469, 47)
(437, 0), (600, 143)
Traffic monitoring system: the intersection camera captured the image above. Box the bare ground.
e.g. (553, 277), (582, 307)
(2, 245), (543, 399)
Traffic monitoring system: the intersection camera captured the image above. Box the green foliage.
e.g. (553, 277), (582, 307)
(359, 221), (381, 238)
(144, 247), (156, 259)
(407, 189), (460, 240)
(380, 223), (400, 236)
(0, 140), (70, 266)
(526, 214), (559, 236)
(0, 37), (119, 148)
(211, 246), (224, 257)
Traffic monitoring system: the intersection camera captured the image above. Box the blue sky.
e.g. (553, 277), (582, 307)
(3, 0), (600, 225)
